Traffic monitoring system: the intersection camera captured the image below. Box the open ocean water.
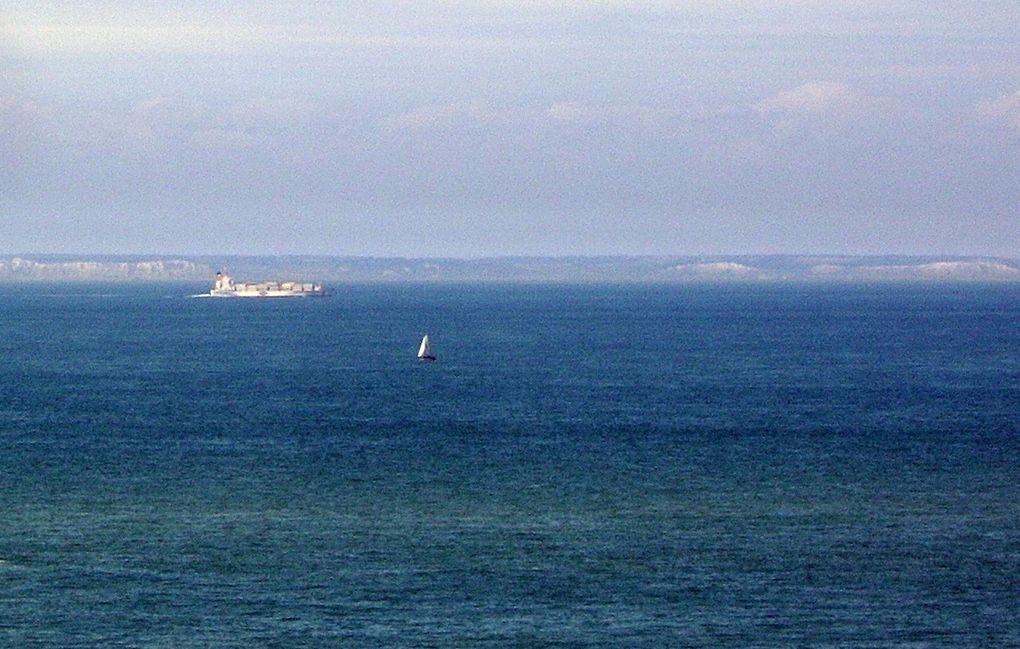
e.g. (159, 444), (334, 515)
(0, 282), (1018, 648)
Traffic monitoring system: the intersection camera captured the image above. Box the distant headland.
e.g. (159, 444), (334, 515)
(1, 255), (1018, 283)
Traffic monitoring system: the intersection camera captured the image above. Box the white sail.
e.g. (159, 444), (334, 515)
(417, 334), (434, 359)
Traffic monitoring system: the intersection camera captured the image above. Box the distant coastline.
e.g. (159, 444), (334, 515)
(1, 254), (1019, 283)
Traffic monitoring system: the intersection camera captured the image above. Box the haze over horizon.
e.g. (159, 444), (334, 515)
(2, 1), (1018, 257)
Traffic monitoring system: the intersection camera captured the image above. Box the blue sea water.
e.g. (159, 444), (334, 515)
(0, 282), (1018, 648)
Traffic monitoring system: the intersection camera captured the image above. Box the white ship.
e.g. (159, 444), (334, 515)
(201, 271), (326, 298)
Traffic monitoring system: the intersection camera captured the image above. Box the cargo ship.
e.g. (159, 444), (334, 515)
(199, 271), (326, 298)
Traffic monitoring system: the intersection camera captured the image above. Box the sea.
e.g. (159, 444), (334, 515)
(0, 282), (1017, 648)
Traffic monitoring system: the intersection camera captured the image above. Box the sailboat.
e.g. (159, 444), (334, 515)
(417, 334), (437, 361)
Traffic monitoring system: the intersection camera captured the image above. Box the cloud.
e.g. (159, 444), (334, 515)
(383, 101), (507, 131)
(976, 90), (1020, 131)
(752, 81), (896, 138)
(543, 101), (684, 132)
(544, 101), (600, 123)
(2, 93), (348, 163)
(754, 81), (855, 114)
(379, 100), (670, 140)
(0, 22), (288, 55)
(0, 20), (557, 56)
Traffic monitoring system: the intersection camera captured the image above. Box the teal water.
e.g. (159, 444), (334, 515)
(1, 283), (1018, 647)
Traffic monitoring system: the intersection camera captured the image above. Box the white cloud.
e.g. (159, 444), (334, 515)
(754, 81), (858, 115)
(752, 81), (895, 136)
(381, 99), (691, 143)
(434, 1), (889, 8)
(0, 20), (553, 55)
(384, 101), (505, 131)
(976, 90), (1020, 131)
(0, 22), (288, 55)
(3, 94), (345, 159)
(541, 101), (705, 141)
(544, 101), (600, 123)
(544, 101), (676, 126)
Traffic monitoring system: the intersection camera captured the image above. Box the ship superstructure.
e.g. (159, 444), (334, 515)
(207, 271), (326, 297)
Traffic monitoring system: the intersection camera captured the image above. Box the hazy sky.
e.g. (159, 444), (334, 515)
(2, 1), (1018, 256)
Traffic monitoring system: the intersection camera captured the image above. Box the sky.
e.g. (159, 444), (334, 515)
(1, 1), (1018, 257)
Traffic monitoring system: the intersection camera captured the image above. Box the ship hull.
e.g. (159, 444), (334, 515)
(208, 289), (326, 298)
